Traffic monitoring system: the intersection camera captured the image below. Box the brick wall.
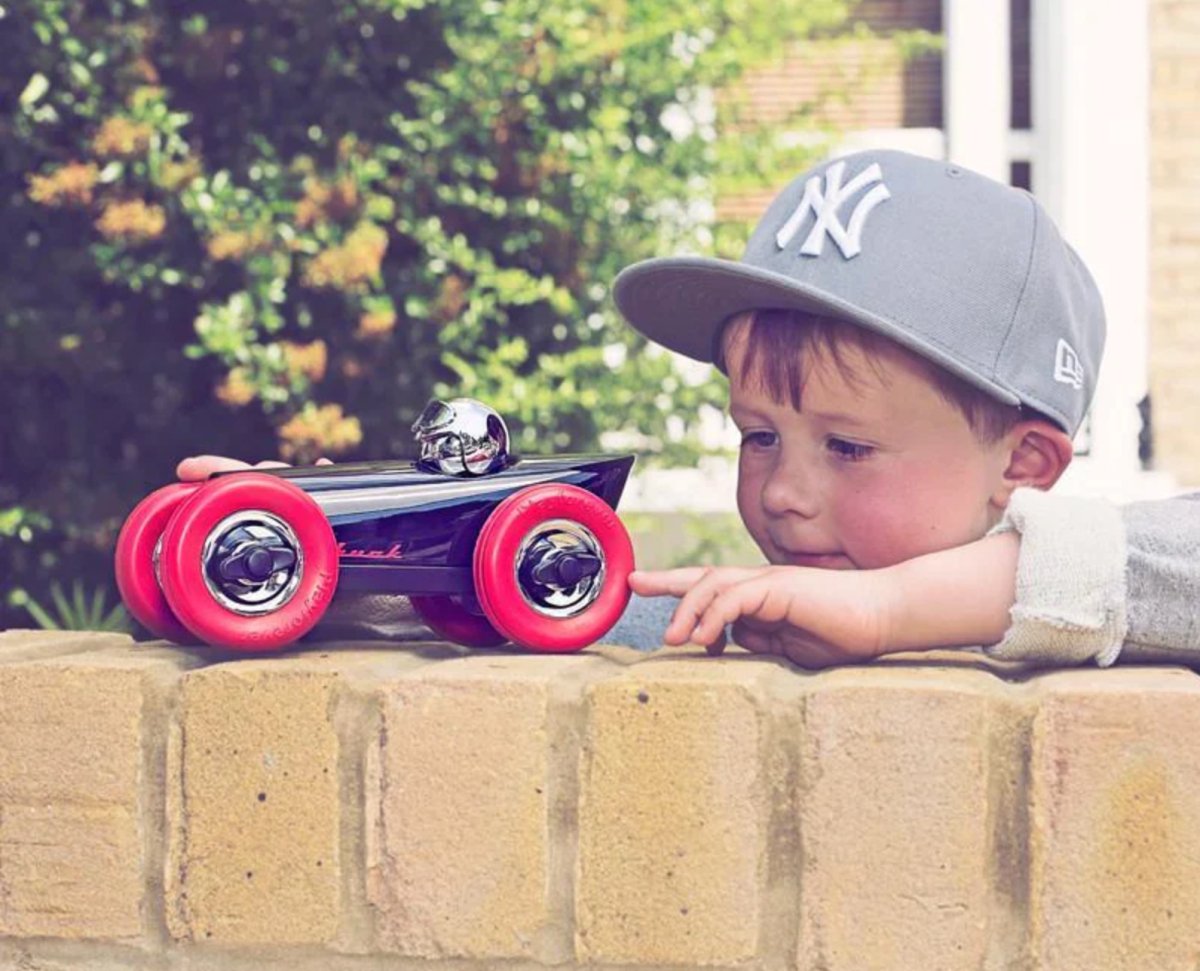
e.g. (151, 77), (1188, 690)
(1150, 0), (1200, 485)
(718, 0), (941, 222)
(4, 629), (1200, 969)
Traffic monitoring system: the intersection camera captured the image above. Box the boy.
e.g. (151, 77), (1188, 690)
(179, 150), (1200, 666)
(607, 149), (1200, 668)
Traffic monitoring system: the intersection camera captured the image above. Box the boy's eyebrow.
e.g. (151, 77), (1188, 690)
(806, 409), (872, 427)
(730, 404), (875, 428)
(729, 405), (769, 423)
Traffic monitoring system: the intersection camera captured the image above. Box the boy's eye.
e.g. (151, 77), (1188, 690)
(739, 431), (778, 450)
(826, 437), (873, 461)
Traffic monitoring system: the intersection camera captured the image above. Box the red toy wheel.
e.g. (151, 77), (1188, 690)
(472, 483), (633, 653)
(114, 482), (201, 643)
(158, 473), (338, 652)
(410, 595), (508, 648)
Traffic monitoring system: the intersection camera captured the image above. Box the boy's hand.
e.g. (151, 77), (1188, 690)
(628, 565), (897, 669)
(176, 455), (333, 481)
(628, 533), (1022, 669)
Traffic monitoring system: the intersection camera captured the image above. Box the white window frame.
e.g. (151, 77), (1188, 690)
(943, 0), (1168, 499)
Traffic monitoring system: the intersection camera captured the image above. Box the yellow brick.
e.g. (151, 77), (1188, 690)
(1163, 459), (1200, 488)
(1152, 243), (1200, 269)
(796, 668), (997, 971)
(167, 659), (345, 946)
(1152, 0), (1200, 33)
(576, 659), (767, 966)
(0, 804), (140, 939)
(0, 630), (131, 664)
(0, 642), (193, 940)
(1028, 669), (1200, 969)
(0, 629), (62, 651)
(1148, 108), (1200, 490)
(367, 654), (601, 960)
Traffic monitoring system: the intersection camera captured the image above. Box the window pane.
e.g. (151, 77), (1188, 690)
(1011, 0), (1032, 130)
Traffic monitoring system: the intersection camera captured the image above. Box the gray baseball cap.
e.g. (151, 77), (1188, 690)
(613, 149), (1105, 436)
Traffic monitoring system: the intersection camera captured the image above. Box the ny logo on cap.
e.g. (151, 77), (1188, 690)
(775, 160), (891, 259)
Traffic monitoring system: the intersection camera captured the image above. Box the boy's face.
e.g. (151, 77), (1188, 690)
(726, 327), (1015, 571)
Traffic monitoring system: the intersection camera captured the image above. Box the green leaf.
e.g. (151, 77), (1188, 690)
(19, 73), (49, 108)
(23, 597), (60, 631)
(89, 584), (105, 627)
(52, 582), (75, 626)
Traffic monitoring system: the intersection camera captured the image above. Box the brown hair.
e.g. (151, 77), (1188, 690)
(714, 308), (1033, 444)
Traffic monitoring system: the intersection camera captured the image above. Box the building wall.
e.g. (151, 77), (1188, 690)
(1149, 0), (1200, 484)
(8, 631), (1200, 969)
(718, 0), (942, 221)
(736, 0), (942, 129)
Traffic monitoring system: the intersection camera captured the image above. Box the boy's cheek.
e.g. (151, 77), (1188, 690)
(736, 512), (778, 566)
(735, 455), (767, 516)
(833, 493), (983, 568)
(734, 479), (773, 560)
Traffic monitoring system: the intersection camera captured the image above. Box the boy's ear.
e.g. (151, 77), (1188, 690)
(992, 420), (1075, 507)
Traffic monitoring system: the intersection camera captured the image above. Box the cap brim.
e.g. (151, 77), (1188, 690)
(612, 256), (1022, 407)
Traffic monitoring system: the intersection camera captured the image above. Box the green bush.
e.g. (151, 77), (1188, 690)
(1, 0), (863, 629)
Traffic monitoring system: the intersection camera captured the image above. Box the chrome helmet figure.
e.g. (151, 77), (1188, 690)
(412, 398), (511, 476)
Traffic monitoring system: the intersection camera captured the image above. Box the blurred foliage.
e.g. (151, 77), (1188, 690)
(10, 580), (132, 633)
(0, 0), (892, 629)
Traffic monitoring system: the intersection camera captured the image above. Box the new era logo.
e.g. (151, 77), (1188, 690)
(775, 160), (891, 259)
(1054, 339), (1084, 390)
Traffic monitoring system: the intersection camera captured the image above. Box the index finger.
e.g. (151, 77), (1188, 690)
(627, 568), (711, 598)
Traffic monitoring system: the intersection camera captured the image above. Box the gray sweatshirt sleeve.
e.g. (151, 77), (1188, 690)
(600, 592), (677, 651)
(986, 487), (1200, 667)
(1117, 491), (1200, 664)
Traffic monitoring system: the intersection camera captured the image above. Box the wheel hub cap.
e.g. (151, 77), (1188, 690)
(201, 511), (304, 616)
(515, 519), (605, 618)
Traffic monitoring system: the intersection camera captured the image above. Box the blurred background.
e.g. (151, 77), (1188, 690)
(0, 0), (1193, 633)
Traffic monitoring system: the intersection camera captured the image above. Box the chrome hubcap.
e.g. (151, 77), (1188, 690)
(514, 519), (605, 618)
(201, 511), (304, 616)
(153, 535), (164, 588)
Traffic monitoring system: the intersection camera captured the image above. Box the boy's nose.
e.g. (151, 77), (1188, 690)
(761, 455), (820, 519)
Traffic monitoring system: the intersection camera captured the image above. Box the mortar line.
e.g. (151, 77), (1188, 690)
(760, 668), (809, 971)
(138, 664), (174, 951)
(332, 673), (382, 955)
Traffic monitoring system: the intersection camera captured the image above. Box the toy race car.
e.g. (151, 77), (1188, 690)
(115, 398), (635, 653)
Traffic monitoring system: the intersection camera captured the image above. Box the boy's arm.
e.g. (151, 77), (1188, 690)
(621, 548), (1021, 667)
(979, 488), (1129, 666)
(613, 489), (1200, 667)
(886, 532), (1019, 651)
(928, 487), (1200, 668)
(1109, 491), (1200, 664)
(618, 488), (1133, 666)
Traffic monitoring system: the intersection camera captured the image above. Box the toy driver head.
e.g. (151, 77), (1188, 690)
(412, 397), (511, 476)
